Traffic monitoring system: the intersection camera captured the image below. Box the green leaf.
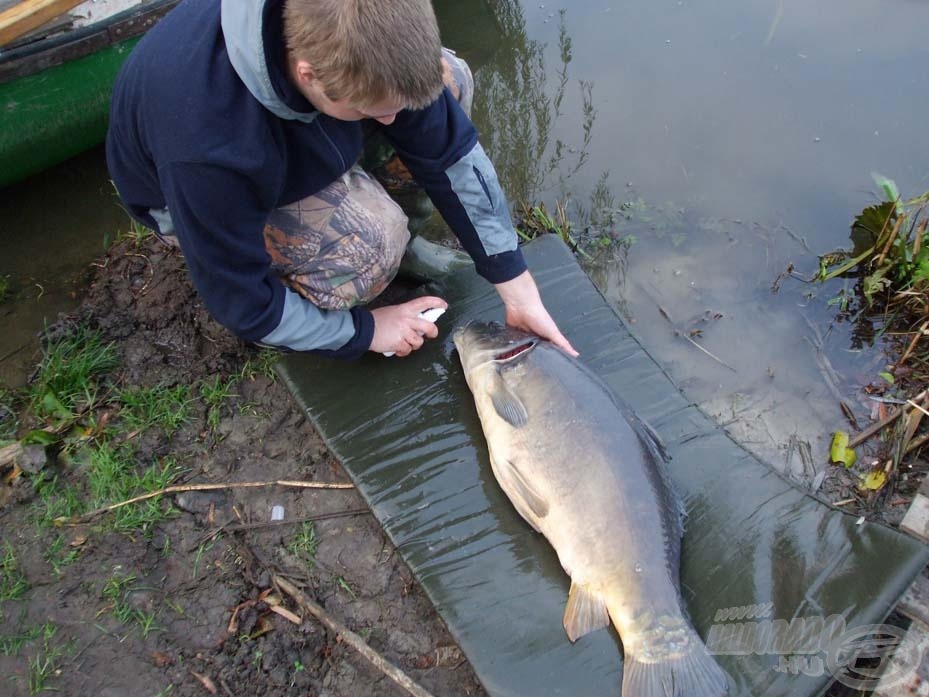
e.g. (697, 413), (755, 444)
(850, 202), (895, 257)
(22, 430), (57, 446)
(830, 431), (858, 468)
(41, 391), (72, 421)
(878, 371), (895, 385)
(863, 267), (892, 304)
(871, 172), (903, 216)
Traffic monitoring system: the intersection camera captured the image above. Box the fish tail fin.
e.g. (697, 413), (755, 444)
(622, 641), (729, 697)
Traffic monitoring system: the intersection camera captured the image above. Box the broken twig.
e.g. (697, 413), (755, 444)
(657, 306), (737, 373)
(273, 574), (437, 697)
(848, 389), (928, 449)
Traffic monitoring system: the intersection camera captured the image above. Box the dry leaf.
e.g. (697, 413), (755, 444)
(150, 651), (173, 667)
(190, 671), (217, 695)
(269, 604), (302, 625)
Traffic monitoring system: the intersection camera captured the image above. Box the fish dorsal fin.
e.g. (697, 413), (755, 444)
(563, 582), (610, 642)
(490, 453), (549, 530)
(490, 373), (528, 427)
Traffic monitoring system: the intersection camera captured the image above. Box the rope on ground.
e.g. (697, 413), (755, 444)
(272, 573), (437, 697)
(53, 479), (354, 526)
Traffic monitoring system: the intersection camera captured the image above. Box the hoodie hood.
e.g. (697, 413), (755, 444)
(220, 0), (319, 123)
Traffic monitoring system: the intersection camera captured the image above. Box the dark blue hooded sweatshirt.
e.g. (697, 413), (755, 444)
(106, 0), (527, 359)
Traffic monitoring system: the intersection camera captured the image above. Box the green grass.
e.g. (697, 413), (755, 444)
(516, 201), (590, 258)
(115, 220), (155, 249)
(102, 571), (159, 636)
(0, 622), (55, 657)
(0, 542), (29, 601)
(334, 575), (357, 600)
(0, 385), (17, 442)
(32, 475), (82, 530)
(84, 443), (181, 533)
(28, 327), (117, 423)
(102, 573), (138, 625)
(288, 522), (318, 572)
(25, 625), (62, 696)
(191, 541), (213, 579)
(199, 376), (239, 431)
(119, 383), (192, 436)
(44, 535), (81, 579)
(239, 348), (279, 382)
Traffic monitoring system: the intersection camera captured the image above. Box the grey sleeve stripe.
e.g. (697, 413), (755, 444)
(446, 143), (518, 256)
(260, 289), (356, 351)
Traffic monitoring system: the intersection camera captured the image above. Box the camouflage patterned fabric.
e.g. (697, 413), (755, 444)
(263, 167), (410, 310)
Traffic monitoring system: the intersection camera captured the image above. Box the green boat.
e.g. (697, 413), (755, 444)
(0, 0), (177, 188)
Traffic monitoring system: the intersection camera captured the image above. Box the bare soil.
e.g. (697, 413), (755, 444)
(0, 237), (486, 697)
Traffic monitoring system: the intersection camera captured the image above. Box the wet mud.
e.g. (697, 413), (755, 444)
(0, 238), (485, 697)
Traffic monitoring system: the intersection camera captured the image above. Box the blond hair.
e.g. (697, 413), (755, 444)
(282, 0), (444, 110)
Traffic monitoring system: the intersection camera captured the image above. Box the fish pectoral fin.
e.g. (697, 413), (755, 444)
(563, 582), (610, 642)
(492, 454), (549, 529)
(489, 375), (528, 427)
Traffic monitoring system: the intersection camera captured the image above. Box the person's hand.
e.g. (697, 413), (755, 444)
(369, 296), (448, 357)
(495, 271), (578, 356)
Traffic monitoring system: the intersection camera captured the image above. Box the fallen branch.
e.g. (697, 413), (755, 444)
(273, 574), (437, 697)
(848, 389), (928, 449)
(54, 479), (354, 526)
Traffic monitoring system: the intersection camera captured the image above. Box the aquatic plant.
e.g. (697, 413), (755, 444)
(817, 175), (929, 498)
(817, 174), (929, 306)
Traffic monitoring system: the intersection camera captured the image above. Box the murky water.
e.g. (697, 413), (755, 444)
(2, 0), (927, 479)
(0, 146), (127, 386)
(443, 0), (929, 482)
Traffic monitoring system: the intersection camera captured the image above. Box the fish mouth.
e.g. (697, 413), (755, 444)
(492, 340), (538, 362)
(453, 320), (541, 370)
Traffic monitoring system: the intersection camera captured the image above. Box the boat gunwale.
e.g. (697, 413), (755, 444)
(0, 0), (178, 84)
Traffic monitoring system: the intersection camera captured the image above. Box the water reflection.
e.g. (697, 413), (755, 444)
(442, 0), (929, 485)
(450, 1), (604, 212)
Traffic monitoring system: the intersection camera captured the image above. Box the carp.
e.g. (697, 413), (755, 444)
(453, 321), (728, 696)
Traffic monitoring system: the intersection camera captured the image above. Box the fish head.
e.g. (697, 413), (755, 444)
(453, 321), (541, 379)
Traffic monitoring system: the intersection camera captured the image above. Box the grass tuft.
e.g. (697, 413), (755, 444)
(28, 327), (117, 423)
(238, 348), (279, 382)
(0, 542), (29, 601)
(288, 522), (318, 572)
(84, 443), (181, 533)
(199, 376), (238, 431)
(0, 385), (17, 442)
(119, 383), (192, 436)
(0, 622), (55, 657)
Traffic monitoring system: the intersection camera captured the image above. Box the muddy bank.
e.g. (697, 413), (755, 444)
(0, 236), (485, 697)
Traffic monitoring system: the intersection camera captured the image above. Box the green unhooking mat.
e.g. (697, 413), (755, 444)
(278, 236), (929, 696)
